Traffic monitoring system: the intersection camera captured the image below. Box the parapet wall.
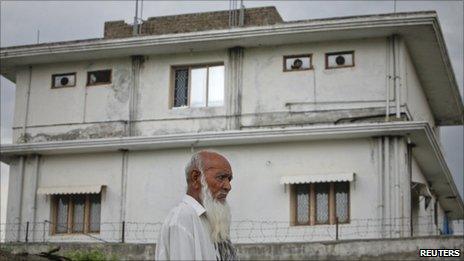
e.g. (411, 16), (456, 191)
(104, 6), (283, 38)
(1, 236), (463, 260)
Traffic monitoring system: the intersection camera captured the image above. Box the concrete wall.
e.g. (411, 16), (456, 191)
(6, 138), (386, 243)
(242, 38), (387, 114)
(411, 157), (446, 236)
(135, 50), (229, 136)
(11, 38), (414, 143)
(401, 41), (435, 127)
(2, 236), (463, 260)
(12, 58), (131, 143)
(4, 139), (449, 243)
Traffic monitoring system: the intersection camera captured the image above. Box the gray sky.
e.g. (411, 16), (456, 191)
(1, 1), (463, 221)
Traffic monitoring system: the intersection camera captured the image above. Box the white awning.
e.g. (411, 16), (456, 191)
(37, 185), (104, 195)
(280, 173), (355, 185)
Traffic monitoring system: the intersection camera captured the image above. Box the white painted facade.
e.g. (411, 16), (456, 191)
(1, 10), (463, 243)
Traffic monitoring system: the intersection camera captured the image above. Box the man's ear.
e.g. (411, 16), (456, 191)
(191, 170), (201, 189)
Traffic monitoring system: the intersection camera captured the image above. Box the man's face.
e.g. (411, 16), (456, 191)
(202, 153), (233, 203)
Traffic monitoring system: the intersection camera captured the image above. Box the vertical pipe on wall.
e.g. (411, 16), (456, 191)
(385, 37), (391, 121)
(120, 149), (129, 236)
(83, 77), (88, 123)
(393, 35), (401, 119)
(377, 137), (385, 237)
(393, 137), (400, 237)
(31, 155), (41, 242)
(16, 156), (26, 241)
(384, 136), (390, 237)
(407, 141), (414, 237)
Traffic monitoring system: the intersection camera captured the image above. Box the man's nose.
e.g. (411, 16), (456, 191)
(222, 179), (231, 192)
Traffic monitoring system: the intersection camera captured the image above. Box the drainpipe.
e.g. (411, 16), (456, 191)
(120, 149), (129, 229)
(394, 137), (400, 236)
(385, 37), (391, 121)
(17, 156), (26, 241)
(377, 138), (384, 237)
(392, 35), (401, 119)
(31, 155), (41, 242)
(384, 136), (390, 237)
(407, 141), (414, 237)
(22, 66), (33, 142)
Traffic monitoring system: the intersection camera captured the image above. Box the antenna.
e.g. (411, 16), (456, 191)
(229, 0), (241, 28)
(36, 29), (40, 44)
(133, 0), (139, 36)
(239, 0), (245, 27)
(139, 0), (144, 34)
(393, 0), (397, 13)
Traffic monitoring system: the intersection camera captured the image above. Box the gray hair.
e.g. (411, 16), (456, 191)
(185, 150), (205, 182)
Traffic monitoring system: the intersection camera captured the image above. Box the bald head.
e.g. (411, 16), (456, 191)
(185, 150), (233, 203)
(185, 151), (229, 181)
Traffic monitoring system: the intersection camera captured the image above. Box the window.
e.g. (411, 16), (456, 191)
(283, 54), (312, 71)
(292, 182), (349, 225)
(325, 51), (355, 69)
(172, 64), (224, 108)
(52, 194), (101, 234)
(52, 73), (76, 88)
(87, 70), (112, 86)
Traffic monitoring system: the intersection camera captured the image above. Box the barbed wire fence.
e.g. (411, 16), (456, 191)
(1, 215), (462, 244)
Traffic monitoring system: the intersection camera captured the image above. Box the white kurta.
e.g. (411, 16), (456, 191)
(155, 195), (218, 260)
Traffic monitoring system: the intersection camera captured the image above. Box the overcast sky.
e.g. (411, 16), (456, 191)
(1, 1), (463, 224)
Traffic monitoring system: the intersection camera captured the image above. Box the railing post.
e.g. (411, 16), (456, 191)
(122, 221), (125, 243)
(335, 218), (339, 241)
(25, 221), (29, 243)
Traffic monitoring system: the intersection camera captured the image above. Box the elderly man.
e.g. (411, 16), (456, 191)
(155, 150), (237, 260)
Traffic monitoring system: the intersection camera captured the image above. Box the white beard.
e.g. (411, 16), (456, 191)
(200, 174), (232, 243)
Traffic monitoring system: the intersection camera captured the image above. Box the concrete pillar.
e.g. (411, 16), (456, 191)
(379, 136), (410, 238)
(21, 155), (41, 242)
(5, 156), (25, 241)
(226, 47), (244, 130)
(128, 55), (144, 136)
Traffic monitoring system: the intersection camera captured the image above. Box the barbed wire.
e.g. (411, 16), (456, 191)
(1, 215), (462, 244)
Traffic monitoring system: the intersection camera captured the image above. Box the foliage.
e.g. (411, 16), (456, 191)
(65, 249), (117, 261)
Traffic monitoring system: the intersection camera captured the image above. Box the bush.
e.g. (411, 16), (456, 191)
(65, 249), (117, 261)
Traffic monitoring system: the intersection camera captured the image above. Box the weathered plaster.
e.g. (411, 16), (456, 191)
(17, 122), (125, 143)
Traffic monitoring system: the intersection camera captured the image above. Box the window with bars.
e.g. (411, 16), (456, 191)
(172, 64), (224, 108)
(292, 182), (349, 225)
(52, 194), (101, 234)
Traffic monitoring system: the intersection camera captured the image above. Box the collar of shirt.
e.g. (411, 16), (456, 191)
(182, 194), (206, 217)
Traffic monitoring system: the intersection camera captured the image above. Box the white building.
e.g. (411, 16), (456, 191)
(1, 7), (463, 244)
